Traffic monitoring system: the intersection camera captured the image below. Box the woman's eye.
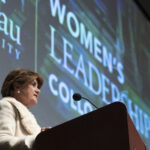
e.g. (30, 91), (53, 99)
(31, 81), (36, 86)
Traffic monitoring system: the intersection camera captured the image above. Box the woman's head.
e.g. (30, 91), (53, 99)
(1, 68), (44, 108)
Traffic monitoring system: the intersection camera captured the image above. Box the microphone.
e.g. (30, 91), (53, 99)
(72, 93), (98, 109)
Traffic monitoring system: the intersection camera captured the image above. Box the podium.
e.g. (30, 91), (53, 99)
(33, 102), (146, 150)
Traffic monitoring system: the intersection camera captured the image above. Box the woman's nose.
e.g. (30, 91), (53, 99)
(36, 88), (40, 94)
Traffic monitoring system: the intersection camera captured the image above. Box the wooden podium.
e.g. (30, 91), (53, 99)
(33, 102), (146, 150)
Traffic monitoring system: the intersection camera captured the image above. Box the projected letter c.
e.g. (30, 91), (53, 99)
(48, 74), (58, 96)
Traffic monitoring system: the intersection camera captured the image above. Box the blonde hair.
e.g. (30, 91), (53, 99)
(1, 68), (44, 97)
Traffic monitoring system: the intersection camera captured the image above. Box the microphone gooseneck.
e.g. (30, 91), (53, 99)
(72, 93), (98, 109)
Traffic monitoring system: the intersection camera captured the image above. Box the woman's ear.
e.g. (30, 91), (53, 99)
(11, 83), (21, 97)
(13, 82), (21, 90)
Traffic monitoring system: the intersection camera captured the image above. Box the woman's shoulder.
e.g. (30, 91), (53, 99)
(0, 97), (23, 108)
(0, 97), (15, 108)
(0, 97), (17, 118)
(0, 97), (28, 116)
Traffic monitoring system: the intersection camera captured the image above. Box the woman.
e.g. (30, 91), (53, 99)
(0, 68), (48, 150)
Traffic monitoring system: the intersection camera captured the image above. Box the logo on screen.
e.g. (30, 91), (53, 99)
(0, 0), (6, 4)
(20, 0), (25, 11)
(0, 0), (25, 11)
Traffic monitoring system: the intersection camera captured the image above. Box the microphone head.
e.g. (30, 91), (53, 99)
(73, 93), (82, 101)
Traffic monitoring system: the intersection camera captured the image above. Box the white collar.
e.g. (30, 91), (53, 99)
(2, 97), (41, 135)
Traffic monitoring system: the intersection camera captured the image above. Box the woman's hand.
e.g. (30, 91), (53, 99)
(41, 126), (51, 132)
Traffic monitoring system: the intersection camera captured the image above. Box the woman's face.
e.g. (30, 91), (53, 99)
(14, 79), (40, 108)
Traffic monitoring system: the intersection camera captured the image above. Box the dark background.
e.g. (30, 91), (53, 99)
(135, 0), (150, 20)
